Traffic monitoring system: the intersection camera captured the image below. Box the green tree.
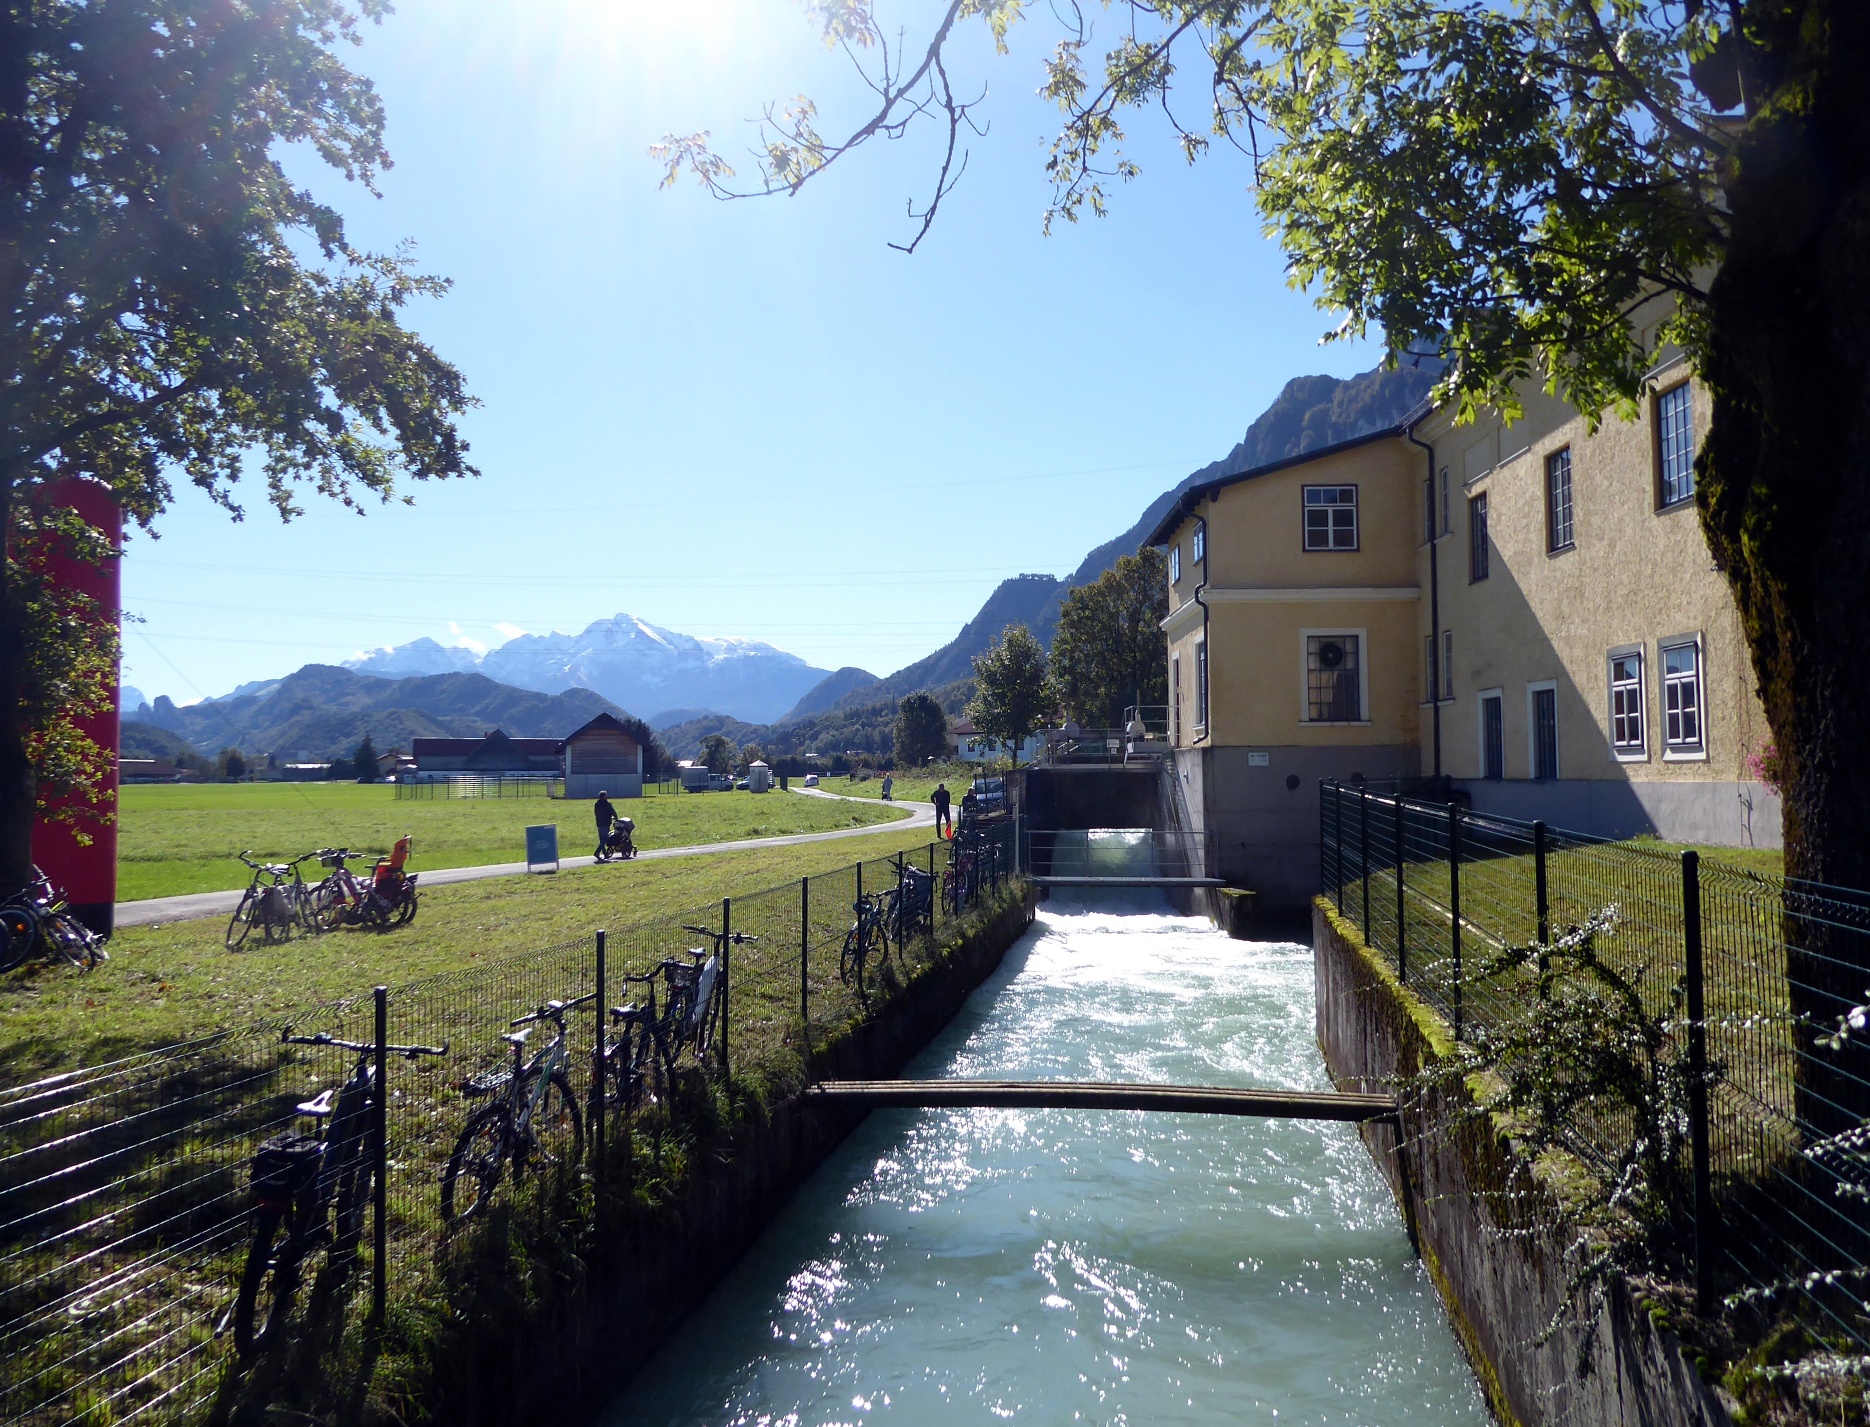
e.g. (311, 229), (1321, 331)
(893, 690), (949, 766)
(1049, 549), (1169, 728)
(217, 747), (248, 782)
(966, 624), (1054, 765)
(698, 733), (734, 776)
(0, 0), (476, 890)
(352, 733), (380, 783)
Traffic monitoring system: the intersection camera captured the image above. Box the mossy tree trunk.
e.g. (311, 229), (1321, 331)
(1699, 0), (1870, 1132)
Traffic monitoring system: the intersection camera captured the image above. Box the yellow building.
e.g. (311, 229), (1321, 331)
(1151, 360), (1777, 908)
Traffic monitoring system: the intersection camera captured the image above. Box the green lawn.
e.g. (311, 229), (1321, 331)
(4, 822), (950, 1076)
(820, 760), (985, 808)
(116, 782), (909, 900)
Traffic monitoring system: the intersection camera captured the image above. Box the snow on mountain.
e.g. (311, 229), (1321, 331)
(346, 637), (483, 679)
(346, 616), (831, 726)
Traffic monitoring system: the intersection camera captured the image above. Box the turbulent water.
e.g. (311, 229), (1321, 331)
(604, 895), (1493, 1426)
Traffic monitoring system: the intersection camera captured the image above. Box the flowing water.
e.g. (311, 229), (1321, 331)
(604, 896), (1493, 1426)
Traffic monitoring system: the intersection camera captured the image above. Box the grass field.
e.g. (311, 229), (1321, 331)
(4, 821), (950, 1076)
(116, 782), (908, 900)
(820, 761), (984, 808)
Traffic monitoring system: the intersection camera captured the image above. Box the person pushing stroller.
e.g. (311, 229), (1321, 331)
(594, 791), (636, 862)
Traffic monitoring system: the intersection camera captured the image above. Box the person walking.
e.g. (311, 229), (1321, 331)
(931, 782), (952, 837)
(594, 790), (616, 846)
(881, 773), (894, 801)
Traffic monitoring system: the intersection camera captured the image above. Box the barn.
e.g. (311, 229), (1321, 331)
(562, 713), (644, 798)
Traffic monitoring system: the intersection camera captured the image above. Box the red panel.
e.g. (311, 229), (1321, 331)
(29, 478), (122, 933)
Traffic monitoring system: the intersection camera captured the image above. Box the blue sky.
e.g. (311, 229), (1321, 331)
(121, 0), (1381, 707)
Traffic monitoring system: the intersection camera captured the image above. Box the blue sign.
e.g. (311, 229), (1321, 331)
(525, 824), (559, 873)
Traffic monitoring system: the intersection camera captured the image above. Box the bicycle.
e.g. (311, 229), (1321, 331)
(839, 891), (894, 997)
(0, 867), (107, 972)
(891, 862), (934, 940)
(231, 1028), (447, 1356)
(604, 927), (753, 1111)
(226, 852), (317, 950)
(441, 995), (591, 1222)
(308, 839), (419, 930)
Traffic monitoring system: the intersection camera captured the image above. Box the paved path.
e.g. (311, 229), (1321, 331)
(116, 792), (936, 930)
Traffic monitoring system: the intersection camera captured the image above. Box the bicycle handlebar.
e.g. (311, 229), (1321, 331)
(510, 992), (597, 1028)
(679, 925), (761, 944)
(281, 1029), (449, 1058)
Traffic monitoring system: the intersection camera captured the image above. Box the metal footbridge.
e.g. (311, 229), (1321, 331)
(805, 1079), (1396, 1125)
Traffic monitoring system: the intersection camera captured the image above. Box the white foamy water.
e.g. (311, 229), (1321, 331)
(605, 894), (1492, 1426)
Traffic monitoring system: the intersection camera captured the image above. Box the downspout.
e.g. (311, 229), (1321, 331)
(1191, 508), (1211, 748)
(1406, 428), (1442, 780)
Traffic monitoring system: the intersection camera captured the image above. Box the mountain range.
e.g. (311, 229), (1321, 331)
(345, 614), (830, 725)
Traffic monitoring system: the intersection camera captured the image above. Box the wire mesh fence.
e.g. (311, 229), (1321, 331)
(1319, 779), (1870, 1349)
(391, 776), (563, 800)
(0, 823), (1020, 1427)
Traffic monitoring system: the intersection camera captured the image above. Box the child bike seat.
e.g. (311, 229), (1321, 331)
(295, 1089), (337, 1118)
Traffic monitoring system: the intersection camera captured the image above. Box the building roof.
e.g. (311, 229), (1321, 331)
(1142, 413), (1427, 549)
(564, 712), (641, 744)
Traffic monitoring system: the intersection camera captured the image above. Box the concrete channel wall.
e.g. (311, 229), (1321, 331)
(429, 886), (1039, 1427)
(1312, 898), (1733, 1427)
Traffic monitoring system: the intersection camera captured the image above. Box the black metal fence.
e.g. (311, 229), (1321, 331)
(0, 823), (1019, 1427)
(1319, 780), (1870, 1346)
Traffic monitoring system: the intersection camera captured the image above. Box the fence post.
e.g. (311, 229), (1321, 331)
(592, 929), (606, 1196)
(1447, 804), (1463, 1041)
(1326, 781), (1341, 909)
(800, 878), (810, 1073)
(372, 985), (388, 1324)
(1534, 820), (1550, 997)
(1359, 786), (1372, 941)
(1393, 796), (1407, 984)
(1683, 850), (1715, 1314)
(895, 852), (906, 957)
(720, 897), (731, 1080)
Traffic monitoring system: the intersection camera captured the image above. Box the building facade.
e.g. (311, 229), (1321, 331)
(1151, 358), (1777, 909)
(562, 713), (644, 799)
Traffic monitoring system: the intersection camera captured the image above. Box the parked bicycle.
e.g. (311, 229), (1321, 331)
(226, 852), (318, 950)
(308, 838), (418, 931)
(891, 862), (934, 940)
(0, 866), (106, 972)
(604, 926), (752, 1111)
(231, 1028), (447, 1356)
(441, 995), (590, 1222)
(839, 891), (894, 997)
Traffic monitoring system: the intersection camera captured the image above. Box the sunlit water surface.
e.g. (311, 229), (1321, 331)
(605, 895), (1492, 1426)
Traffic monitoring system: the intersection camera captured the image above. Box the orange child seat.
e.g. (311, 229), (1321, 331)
(373, 835), (413, 889)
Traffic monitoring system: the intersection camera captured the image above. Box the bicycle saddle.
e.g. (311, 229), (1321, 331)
(295, 1089), (337, 1118)
(609, 1003), (644, 1021)
(502, 1028), (535, 1047)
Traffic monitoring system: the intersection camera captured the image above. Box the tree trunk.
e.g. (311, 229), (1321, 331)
(0, 474), (34, 895)
(1699, 0), (1870, 1136)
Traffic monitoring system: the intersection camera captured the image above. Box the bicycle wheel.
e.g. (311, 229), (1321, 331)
(311, 881), (347, 933)
(607, 1021), (664, 1113)
(331, 1147), (374, 1253)
(233, 1208), (300, 1357)
(519, 1068), (584, 1169)
(392, 889), (417, 926)
(259, 888), (292, 945)
(226, 887), (259, 951)
(839, 925), (864, 994)
(441, 1105), (510, 1223)
(42, 912), (103, 969)
(0, 905), (37, 972)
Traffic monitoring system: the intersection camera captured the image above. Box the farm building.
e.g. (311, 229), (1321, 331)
(562, 713), (644, 798)
(410, 729), (563, 779)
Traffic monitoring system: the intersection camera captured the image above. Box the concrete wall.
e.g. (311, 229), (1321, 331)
(1177, 744), (1416, 909)
(1314, 899), (1734, 1427)
(1458, 775), (1783, 850)
(563, 772), (642, 799)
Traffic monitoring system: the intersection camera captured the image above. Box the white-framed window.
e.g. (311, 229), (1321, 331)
(1661, 634), (1706, 757)
(1302, 485), (1359, 551)
(1440, 465), (1453, 536)
(1608, 646), (1646, 759)
(1424, 630), (1454, 703)
(1170, 653), (1182, 740)
(1468, 492), (1489, 582)
(1424, 473), (1437, 544)
(1442, 629), (1454, 701)
(1302, 630), (1366, 723)
(1169, 542), (1181, 583)
(1425, 634), (1437, 706)
(1528, 681), (1559, 780)
(1195, 639), (1209, 729)
(1478, 690), (1505, 780)
(1657, 383), (1695, 507)
(1192, 518), (1206, 563)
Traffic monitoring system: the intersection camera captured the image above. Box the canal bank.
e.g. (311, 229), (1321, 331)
(1313, 898), (1734, 1427)
(603, 893), (1490, 1424)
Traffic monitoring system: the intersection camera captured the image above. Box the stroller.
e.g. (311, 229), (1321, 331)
(596, 816), (636, 863)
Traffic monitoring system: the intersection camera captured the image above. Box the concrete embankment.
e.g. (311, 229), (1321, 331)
(1312, 898), (1733, 1427)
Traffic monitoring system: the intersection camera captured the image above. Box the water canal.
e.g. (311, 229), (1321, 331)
(606, 896), (1492, 1425)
